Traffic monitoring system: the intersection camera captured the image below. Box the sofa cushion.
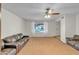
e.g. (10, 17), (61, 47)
(74, 43), (79, 49)
(73, 35), (79, 40)
(68, 41), (77, 46)
(3, 36), (17, 43)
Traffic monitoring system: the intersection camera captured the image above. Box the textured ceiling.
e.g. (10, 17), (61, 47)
(2, 3), (79, 21)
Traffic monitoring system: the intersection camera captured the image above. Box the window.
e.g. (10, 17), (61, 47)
(32, 22), (48, 33)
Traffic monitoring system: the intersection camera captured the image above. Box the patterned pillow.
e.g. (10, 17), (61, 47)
(17, 33), (23, 39)
(17, 35), (21, 40)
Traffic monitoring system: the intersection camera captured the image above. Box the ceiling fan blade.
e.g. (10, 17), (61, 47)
(48, 13), (60, 15)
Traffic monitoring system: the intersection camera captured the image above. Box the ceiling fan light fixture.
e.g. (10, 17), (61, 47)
(44, 15), (51, 18)
(44, 8), (60, 19)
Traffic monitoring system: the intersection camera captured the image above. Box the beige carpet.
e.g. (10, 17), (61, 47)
(18, 37), (79, 55)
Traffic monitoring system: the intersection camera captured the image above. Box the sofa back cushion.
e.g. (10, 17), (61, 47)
(3, 35), (17, 43)
(3, 33), (23, 43)
(73, 35), (79, 41)
(14, 35), (19, 41)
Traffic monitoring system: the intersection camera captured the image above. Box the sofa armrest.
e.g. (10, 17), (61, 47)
(22, 35), (29, 39)
(0, 48), (16, 55)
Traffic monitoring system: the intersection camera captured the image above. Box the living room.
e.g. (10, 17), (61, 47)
(0, 3), (79, 55)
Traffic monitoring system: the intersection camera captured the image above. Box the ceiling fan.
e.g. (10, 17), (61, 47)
(44, 8), (60, 18)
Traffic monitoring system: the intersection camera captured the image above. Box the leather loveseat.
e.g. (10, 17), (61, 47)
(0, 33), (29, 55)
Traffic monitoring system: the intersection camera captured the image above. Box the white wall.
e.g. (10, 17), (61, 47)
(65, 14), (76, 37)
(1, 9), (27, 39)
(24, 20), (60, 37)
(76, 15), (79, 35)
(1, 9), (60, 38)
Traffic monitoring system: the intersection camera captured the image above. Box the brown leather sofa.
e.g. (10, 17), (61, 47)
(66, 35), (79, 50)
(0, 33), (29, 55)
